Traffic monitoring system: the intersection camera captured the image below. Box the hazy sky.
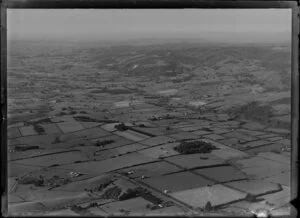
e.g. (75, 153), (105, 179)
(7, 9), (291, 43)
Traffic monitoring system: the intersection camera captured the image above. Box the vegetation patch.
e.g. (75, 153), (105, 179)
(73, 116), (97, 122)
(74, 116), (117, 123)
(46, 176), (71, 187)
(85, 179), (113, 193)
(101, 186), (122, 200)
(14, 145), (40, 151)
(268, 119), (291, 131)
(70, 205), (86, 215)
(228, 101), (274, 123)
(116, 123), (155, 137)
(57, 112), (67, 116)
(148, 113), (174, 121)
(114, 123), (129, 131)
(95, 139), (115, 147)
(18, 176), (44, 187)
(130, 127), (156, 137)
(202, 127), (212, 132)
(118, 187), (163, 205)
(148, 116), (160, 121)
(161, 114), (175, 120)
(24, 118), (52, 126)
(118, 188), (140, 201)
(245, 193), (264, 203)
(174, 140), (218, 154)
(52, 136), (61, 144)
(33, 124), (45, 134)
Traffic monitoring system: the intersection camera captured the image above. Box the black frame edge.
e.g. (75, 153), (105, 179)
(1, 1), (299, 218)
(5, 0), (298, 9)
(1, 1), (8, 217)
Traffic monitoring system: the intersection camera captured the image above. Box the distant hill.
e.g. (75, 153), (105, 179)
(92, 43), (291, 92)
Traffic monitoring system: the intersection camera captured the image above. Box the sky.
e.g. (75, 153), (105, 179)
(7, 9), (291, 44)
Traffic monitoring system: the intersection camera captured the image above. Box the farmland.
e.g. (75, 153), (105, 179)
(6, 40), (292, 216)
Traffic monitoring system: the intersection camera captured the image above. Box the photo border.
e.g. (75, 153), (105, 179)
(1, 1), (298, 217)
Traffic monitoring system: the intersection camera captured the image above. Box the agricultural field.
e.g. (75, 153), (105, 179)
(6, 40), (292, 216)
